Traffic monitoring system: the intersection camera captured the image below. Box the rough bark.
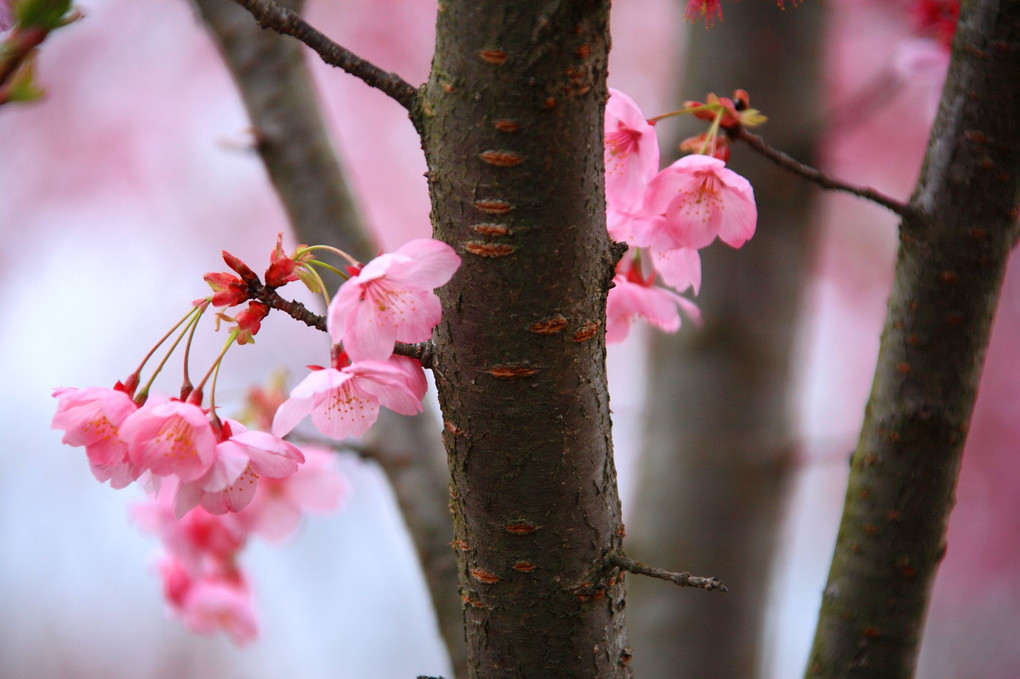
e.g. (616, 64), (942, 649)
(415, 2), (631, 676)
(191, 3), (466, 674)
(627, 2), (823, 676)
(805, 0), (1020, 675)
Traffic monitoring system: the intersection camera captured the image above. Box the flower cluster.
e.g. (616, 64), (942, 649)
(272, 238), (460, 442)
(53, 372), (345, 645)
(132, 445), (345, 645)
(604, 88), (759, 342)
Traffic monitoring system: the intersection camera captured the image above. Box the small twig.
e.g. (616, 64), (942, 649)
(607, 551), (728, 593)
(231, 0), (419, 111)
(394, 341), (434, 369)
(245, 281), (435, 368)
(246, 280), (327, 331)
(731, 125), (920, 221)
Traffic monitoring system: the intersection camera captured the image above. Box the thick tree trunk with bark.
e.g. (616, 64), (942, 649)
(628, 1), (823, 675)
(806, 0), (1020, 675)
(414, 2), (631, 676)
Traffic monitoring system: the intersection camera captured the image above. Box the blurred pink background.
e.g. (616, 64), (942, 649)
(1, 0), (1017, 676)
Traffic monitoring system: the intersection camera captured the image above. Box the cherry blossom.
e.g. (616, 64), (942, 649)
(272, 356), (428, 440)
(172, 420), (305, 518)
(133, 483), (249, 569)
(636, 154), (756, 251)
(606, 261), (701, 344)
(157, 555), (258, 646)
(605, 88), (659, 239)
(119, 399), (218, 482)
(327, 238), (460, 361)
(51, 386), (140, 488)
(238, 444), (347, 542)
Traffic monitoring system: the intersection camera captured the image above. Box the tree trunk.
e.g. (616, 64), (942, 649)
(415, 2), (631, 676)
(806, 0), (1020, 675)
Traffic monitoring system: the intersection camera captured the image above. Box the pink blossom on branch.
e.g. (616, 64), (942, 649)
(51, 386), (140, 488)
(119, 399), (218, 482)
(635, 154), (757, 251)
(238, 444), (347, 542)
(605, 88), (659, 229)
(172, 420), (305, 518)
(272, 355), (428, 440)
(327, 238), (460, 361)
(157, 555), (259, 646)
(606, 262), (701, 344)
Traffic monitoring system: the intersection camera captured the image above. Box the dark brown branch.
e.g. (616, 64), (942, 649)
(246, 281), (326, 331)
(731, 126), (919, 221)
(230, 0), (418, 111)
(607, 552), (728, 593)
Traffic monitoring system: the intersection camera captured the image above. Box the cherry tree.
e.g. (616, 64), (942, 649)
(8, 0), (1020, 675)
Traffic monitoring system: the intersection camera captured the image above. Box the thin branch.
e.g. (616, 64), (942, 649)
(246, 281), (327, 331)
(230, 0), (419, 111)
(606, 551), (728, 593)
(731, 125), (920, 221)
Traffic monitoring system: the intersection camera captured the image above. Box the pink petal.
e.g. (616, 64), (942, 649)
(389, 238), (461, 289)
(651, 247), (702, 294)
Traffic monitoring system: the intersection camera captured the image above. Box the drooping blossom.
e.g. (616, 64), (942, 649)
(635, 154), (756, 251)
(172, 419), (304, 518)
(272, 355), (428, 440)
(606, 259), (701, 344)
(133, 482), (249, 570)
(157, 555), (258, 646)
(327, 238), (460, 361)
(605, 89), (659, 242)
(119, 399), (218, 482)
(238, 444), (347, 542)
(51, 386), (140, 488)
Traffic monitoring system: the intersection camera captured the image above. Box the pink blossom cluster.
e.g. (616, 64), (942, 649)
(604, 89), (757, 342)
(272, 238), (460, 441)
(52, 383), (345, 644)
(52, 386), (304, 517)
(132, 446), (345, 645)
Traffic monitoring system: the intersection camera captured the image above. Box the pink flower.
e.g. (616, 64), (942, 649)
(605, 89), (659, 224)
(51, 386), (141, 488)
(327, 239), (460, 361)
(119, 400), (218, 482)
(157, 556), (258, 646)
(272, 356), (428, 440)
(173, 420), (305, 518)
(133, 485), (248, 569)
(238, 445), (346, 542)
(606, 264), (701, 344)
(636, 154), (756, 251)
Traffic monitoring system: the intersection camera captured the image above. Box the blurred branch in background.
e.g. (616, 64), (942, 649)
(627, 0), (823, 676)
(189, 1), (465, 674)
